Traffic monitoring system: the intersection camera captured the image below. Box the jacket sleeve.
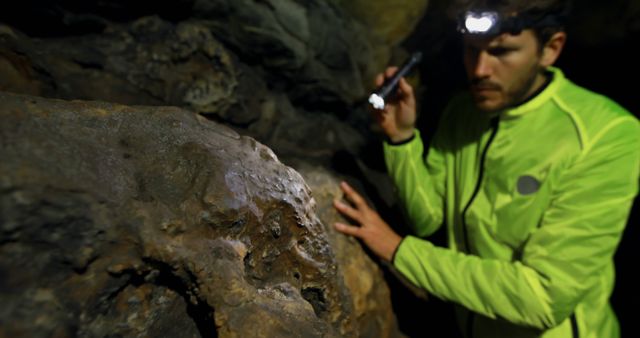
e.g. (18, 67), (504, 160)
(384, 128), (447, 237)
(392, 117), (640, 329)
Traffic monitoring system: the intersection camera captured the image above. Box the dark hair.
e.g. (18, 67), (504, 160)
(449, 0), (571, 46)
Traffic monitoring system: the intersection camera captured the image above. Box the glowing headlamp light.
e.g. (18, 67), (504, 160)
(461, 11), (499, 34)
(457, 9), (565, 36)
(458, 10), (518, 35)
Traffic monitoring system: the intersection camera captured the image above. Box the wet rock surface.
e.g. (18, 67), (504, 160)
(298, 166), (404, 338)
(0, 92), (361, 337)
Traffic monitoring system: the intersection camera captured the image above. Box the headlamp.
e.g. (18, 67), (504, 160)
(457, 10), (564, 36)
(461, 11), (500, 34)
(458, 10), (524, 35)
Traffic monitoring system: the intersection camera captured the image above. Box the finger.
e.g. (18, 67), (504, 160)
(375, 73), (384, 87)
(340, 181), (366, 209)
(398, 78), (413, 95)
(398, 78), (414, 97)
(333, 199), (362, 222)
(334, 222), (361, 237)
(385, 66), (399, 79)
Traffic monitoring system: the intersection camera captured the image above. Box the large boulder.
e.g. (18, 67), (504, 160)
(0, 92), (401, 337)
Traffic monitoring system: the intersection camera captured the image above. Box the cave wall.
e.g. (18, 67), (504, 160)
(0, 91), (405, 337)
(0, 1), (416, 336)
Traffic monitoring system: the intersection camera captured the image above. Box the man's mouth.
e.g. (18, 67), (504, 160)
(472, 84), (500, 92)
(470, 79), (500, 93)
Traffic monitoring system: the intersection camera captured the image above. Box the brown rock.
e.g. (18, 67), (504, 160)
(0, 92), (360, 337)
(299, 166), (406, 338)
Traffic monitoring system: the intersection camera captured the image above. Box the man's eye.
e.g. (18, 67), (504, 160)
(489, 47), (511, 56)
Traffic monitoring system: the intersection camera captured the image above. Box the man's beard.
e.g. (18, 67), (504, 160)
(469, 64), (542, 112)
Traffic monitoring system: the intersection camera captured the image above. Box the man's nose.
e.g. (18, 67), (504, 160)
(472, 52), (492, 78)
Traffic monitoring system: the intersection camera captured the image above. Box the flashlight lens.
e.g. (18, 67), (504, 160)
(368, 94), (385, 110)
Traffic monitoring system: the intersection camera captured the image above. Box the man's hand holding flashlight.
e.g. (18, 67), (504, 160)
(373, 67), (417, 143)
(333, 181), (402, 262)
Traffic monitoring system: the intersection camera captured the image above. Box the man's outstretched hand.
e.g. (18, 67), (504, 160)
(333, 181), (403, 262)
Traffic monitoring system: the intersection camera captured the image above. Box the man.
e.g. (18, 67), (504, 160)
(333, 0), (640, 337)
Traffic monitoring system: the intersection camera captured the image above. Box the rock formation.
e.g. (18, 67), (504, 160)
(0, 92), (402, 337)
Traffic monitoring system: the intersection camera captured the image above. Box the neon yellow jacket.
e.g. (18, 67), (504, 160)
(384, 68), (640, 338)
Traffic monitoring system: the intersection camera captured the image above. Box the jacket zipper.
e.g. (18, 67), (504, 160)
(570, 313), (579, 338)
(462, 116), (500, 254)
(462, 116), (499, 338)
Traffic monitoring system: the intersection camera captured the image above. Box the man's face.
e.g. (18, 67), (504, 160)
(463, 29), (545, 112)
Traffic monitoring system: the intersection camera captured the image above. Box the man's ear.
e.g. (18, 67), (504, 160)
(541, 31), (566, 67)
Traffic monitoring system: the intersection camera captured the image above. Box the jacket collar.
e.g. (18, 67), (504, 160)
(502, 67), (565, 117)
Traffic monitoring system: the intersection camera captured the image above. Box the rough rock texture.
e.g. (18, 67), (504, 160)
(0, 18), (247, 119)
(328, 0), (430, 71)
(0, 92), (371, 337)
(192, 0), (377, 108)
(0, 19), (369, 167)
(0, 0), (383, 110)
(330, 0), (430, 46)
(298, 166), (404, 338)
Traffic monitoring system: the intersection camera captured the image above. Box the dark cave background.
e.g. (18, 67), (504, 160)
(1, 0), (638, 337)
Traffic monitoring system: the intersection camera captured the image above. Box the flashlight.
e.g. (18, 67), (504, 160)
(368, 51), (423, 110)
